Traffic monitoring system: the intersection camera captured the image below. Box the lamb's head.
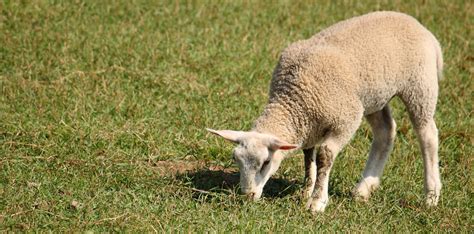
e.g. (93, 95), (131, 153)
(206, 128), (298, 200)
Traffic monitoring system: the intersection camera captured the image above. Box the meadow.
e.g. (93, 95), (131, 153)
(1, 0), (472, 231)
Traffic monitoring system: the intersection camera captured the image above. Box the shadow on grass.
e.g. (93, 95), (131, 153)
(177, 168), (301, 200)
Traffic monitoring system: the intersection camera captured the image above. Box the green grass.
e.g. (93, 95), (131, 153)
(1, 0), (472, 231)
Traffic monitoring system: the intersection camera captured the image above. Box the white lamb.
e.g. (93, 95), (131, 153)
(207, 11), (443, 212)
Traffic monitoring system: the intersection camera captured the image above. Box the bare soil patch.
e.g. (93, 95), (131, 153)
(153, 160), (237, 177)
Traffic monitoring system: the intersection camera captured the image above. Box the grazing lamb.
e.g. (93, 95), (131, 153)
(207, 11), (443, 212)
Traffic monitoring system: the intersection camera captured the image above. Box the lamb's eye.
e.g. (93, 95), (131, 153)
(261, 160), (270, 171)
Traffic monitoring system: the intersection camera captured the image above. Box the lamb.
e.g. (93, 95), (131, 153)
(207, 11), (443, 212)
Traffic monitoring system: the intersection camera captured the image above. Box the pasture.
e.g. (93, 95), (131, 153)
(1, 0), (472, 231)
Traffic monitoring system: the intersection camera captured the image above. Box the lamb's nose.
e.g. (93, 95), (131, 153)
(246, 192), (255, 199)
(240, 187), (249, 194)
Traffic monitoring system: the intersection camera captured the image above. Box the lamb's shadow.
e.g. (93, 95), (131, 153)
(177, 167), (300, 199)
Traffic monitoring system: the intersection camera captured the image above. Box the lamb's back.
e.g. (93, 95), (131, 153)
(274, 11), (439, 115)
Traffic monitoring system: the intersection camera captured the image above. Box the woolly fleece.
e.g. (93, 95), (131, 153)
(253, 11), (443, 148)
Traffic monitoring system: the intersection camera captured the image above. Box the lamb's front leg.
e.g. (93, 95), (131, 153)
(305, 127), (359, 212)
(306, 107), (363, 212)
(306, 141), (340, 212)
(303, 148), (316, 198)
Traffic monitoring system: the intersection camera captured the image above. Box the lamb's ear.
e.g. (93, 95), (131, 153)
(206, 128), (243, 144)
(269, 138), (299, 151)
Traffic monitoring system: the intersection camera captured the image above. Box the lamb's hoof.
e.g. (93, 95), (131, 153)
(306, 198), (327, 213)
(352, 180), (378, 202)
(425, 193), (439, 207)
(351, 188), (370, 202)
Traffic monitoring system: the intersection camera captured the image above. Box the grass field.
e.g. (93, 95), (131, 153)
(1, 0), (472, 231)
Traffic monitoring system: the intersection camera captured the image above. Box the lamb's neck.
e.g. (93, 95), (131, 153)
(252, 103), (309, 145)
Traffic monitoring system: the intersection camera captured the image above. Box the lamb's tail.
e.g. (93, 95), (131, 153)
(434, 38), (444, 80)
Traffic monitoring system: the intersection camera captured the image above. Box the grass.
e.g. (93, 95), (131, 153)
(1, 0), (472, 231)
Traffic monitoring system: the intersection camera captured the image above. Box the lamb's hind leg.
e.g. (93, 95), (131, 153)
(415, 119), (441, 206)
(401, 69), (441, 206)
(353, 106), (396, 201)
